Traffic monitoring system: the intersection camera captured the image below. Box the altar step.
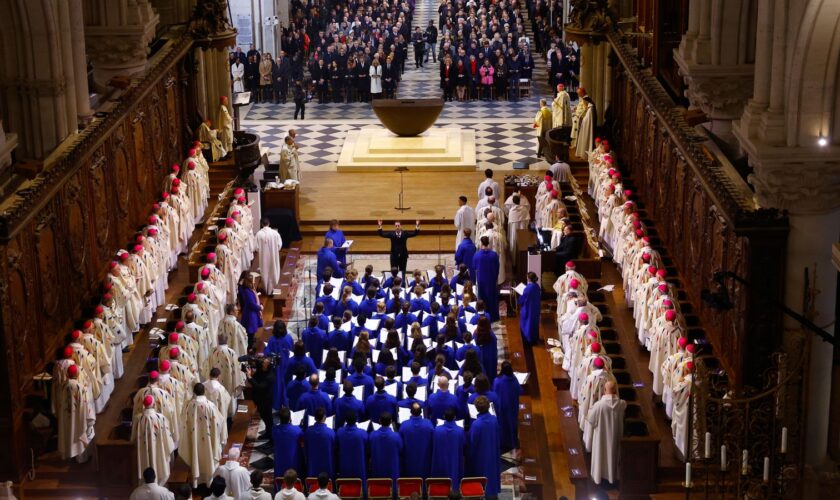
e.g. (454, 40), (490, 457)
(298, 233), (456, 255)
(300, 222), (457, 237)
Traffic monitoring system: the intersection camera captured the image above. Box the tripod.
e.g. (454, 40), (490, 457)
(394, 166), (411, 211)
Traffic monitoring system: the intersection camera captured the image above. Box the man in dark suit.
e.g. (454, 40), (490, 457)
(377, 219), (420, 274)
(554, 224), (581, 274)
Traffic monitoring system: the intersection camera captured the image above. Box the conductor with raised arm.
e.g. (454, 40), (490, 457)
(377, 219), (420, 274)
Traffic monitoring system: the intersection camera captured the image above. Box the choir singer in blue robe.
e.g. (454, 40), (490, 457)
(468, 395), (501, 496)
(272, 407), (304, 479)
(325, 219), (347, 264)
(369, 412), (402, 488)
(305, 407), (336, 478)
(337, 411), (368, 488)
(473, 236), (500, 321)
(493, 361), (523, 453)
(455, 229), (477, 280)
(398, 402), (434, 478)
(518, 271), (541, 345)
(430, 408), (466, 490)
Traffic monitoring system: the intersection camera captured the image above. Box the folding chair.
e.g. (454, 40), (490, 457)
(397, 477), (423, 498)
(336, 478), (363, 500)
(305, 477), (333, 493)
(367, 477), (394, 499)
(426, 477), (452, 499)
(460, 476), (487, 499)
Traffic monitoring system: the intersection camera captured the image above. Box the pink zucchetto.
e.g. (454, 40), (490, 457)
(579, 313), (589, 323)
(666, 310), (677, 322)
(593, 358), (605, 369)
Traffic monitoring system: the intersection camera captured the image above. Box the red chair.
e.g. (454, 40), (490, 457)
(397, 477), (423, 497)
(426, 477), (452, 499)
(336, 478), (363, 500)
(367, 478), (394, 499)
(273, 478), (303, 493)
(460, 477), (487, 499)
(305, 477), (333, 493)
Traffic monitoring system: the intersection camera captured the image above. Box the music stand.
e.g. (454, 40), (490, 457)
(394, 166), (411, 211)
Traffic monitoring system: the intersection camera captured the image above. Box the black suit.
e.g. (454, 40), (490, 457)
(378, 227), (420, 273)
(554, 235), (581, 273)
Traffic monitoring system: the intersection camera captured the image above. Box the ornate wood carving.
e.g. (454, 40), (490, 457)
(0, 35), (196, 480)
(608, 34), (789, 390)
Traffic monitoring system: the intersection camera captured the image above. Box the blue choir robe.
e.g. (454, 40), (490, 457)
(386, 297), (406, 312)
(394, 312), (418, 332)
(317, 246), (344, 281)
(342, 280), (366, 296)
(302, 326), (328, 367)
(334, 394), (366, 428)
(305, 422), (337, 477)
(272, 423), (304, 478)
(384, 378), (403, 399)
(327, 329), (352, 351)
(493, 373), (523, 452)
(286, 379), (307, 410)
(337, 424), (369, 483)
(370, 427), (403, 482)
(430, 345), (457, 370)
(478, 334), (499, 383)
(455, 343), (480, 361)
(397, 397), (424, 412)
(405, 375), (427, 388)
(468, 412), (501, 496)
(399, 416), (434, 478)
(316, 313), (331, 332)
(518, 282), (541, 345)
(325, 228), (347, 264)
(265, 335), (294, 356)
(297, 389), (334, 417)
(361, 273), (376, 286)
(285, 355), (317, 383)
(472, 249), (500, 321)
(409, 297), (432, 314)
(468, 311), (491, 325)
(320, 380), (340, 398)
(346, 372), (375, 400)
(357, 298), (379, 318)
(333, 299), (358, 317)
(455, 238), (477, 279)
(430, 421), (466, 489)
(455, 384), (474, 421)
(315, 295), (337, 317)
(426, 390), (460, 421)
(365, 391), (398, 423)
(428, 276), (447, 298)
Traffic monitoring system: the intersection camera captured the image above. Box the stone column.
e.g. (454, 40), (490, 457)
(84, 0), (160, 90)
(68, 0), (92, 122)
(738, 0), (773, 137)
(760, 0), (788, 144)
(679, 0), (701, 56)
(56, 0), (78, 132)
(693, 0), (712, 64)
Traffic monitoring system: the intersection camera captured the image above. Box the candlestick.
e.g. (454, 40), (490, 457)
(705, 432), (712, 459)
(781, 427), (788, 454)
(763, 457), (770, 482)
(742, 449), (749, 475)
(685, 462), (692, 488)
(721, 445), (727, 470)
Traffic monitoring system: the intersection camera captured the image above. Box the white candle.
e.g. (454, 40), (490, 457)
(705, 432), (712, 459)
(763, 457), (770, 482)
(781, 427), (788, 453)
(742, 449), (749, 475)
(685, 462), (692, 487)
(721, 445), (727, 470)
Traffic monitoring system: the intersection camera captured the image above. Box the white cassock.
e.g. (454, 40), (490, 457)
(231, 62), (245, 93)
(220, 314), (249, 358)
(69, 343), (103, 403)
(551, 89), (572, 128)
(81, 333), (113, 412)
(255, 226), (283, 294)
(218, 104), (234, 158)
(133, 385), (180, 448)
(205, 378), (234, 421)
(158, 372), (188, 416)
(129, 482), (175, 500)
(507, 204), (530, 256)
(217, 243), (240, 304)
(571, 352), (612, 401)
(671, 373), (693, 456)
(661, 350), (688, 418)
(213, 460), (251, 498)
(58, 378), (95, 460)
(179, 395), (228, 487)
(504, 193), (531, 215)
(93, 317), (123, 379)
(134, 408), (176, 484)
(210, 345), (245, 400)
(477, 178), (500, 201)
(648, 323), (682, 395)
(280, 143), (299, 181)
(585, 394), (626, 484)
(573, 100), (595, 160)
(553, 270), (588, 314)
(185, 321), (213, 375)
(577, 369), (616, 431)
(454, 204), (476, 249)
(186, 169), (206, 223)
(198, 122), (227, 162)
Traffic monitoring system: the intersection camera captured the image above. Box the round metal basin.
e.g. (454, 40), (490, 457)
(371, 98), (445, 136)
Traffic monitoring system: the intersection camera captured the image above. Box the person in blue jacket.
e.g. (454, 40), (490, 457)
(369, 412), (402, 488)
(468, 395), (501, 496)
(398, 402), (434, 479)
(304, 407), (336, 478)
(493, 361), (523, 453)
(430, 407), (466, 490)
(518, 271), (542, 345)
(272, 407), (304, 480)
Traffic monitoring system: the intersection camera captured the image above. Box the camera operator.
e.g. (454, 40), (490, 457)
(246, 357), (276, 441)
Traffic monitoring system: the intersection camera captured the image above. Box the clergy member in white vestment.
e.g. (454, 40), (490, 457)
(551, 83), (572, 128)
(58, 365), (95, 462)
(199, 120), (227, 162)
(280, 136), (300, 181)
(572, 90), (596, 160)
(255, 218), (283, 294)
(220, 304), (249, 358)
(549, 156), (572, 183)
(130, 468), (175, 500)
(671, 361), (694, 457)
(231, 61), (245, 93)
(52, 347), (82, 414)
(586, 381), (626, 484)
(504, 186), (531, 215)
(67, 330), (103, 408)
(477, 168), (500, 201)
(577, 358), (617, 431)
(213, 447), (251, 498)
(206, 367), (235, 421)
(507, 195), (530, 257)
(134, 395), (176, 485)
(80, 324), (113, 412)
(92, 307), (123, 379)
(454, 196), (477, 249)
(210, 334), (245, 400)
(180, 383), (228, 487)
(133, 370), (180, 448)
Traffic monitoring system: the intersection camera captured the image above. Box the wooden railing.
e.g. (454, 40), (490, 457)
(606, 33), (789, 390)
(0, 34), (198, 479)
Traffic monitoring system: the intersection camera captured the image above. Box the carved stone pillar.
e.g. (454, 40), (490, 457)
(150, 0), (196, 26)
(189, 0), (236, 127)
(84, 0), (160, 90)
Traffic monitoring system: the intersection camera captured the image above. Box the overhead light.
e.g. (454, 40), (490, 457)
(818, 137), (829, 147)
